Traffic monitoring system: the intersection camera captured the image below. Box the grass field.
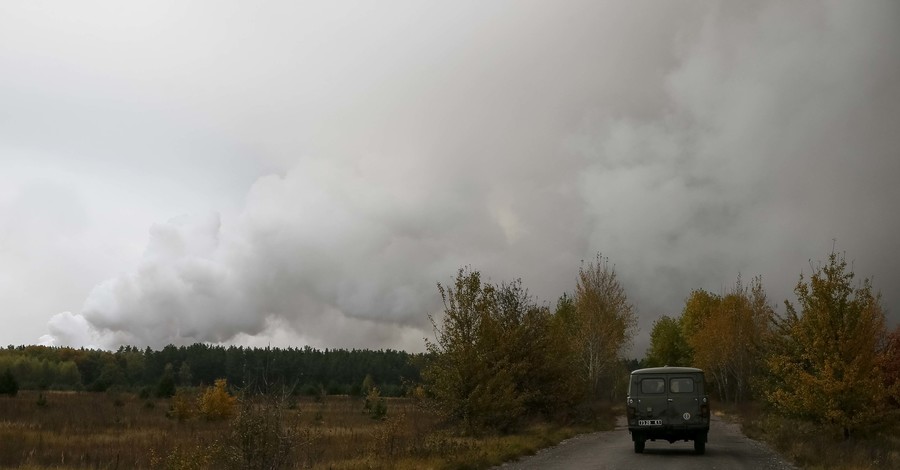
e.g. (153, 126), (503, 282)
(0, 391), (611, 469)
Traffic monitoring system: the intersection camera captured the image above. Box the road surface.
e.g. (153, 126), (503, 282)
(494, 415), (795, 470)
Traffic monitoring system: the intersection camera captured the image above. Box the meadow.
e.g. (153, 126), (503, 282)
(0, 391), (608, 469)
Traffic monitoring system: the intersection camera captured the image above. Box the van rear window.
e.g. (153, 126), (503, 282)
(641, 378), (665, 394)
(670, 378), (694, 393)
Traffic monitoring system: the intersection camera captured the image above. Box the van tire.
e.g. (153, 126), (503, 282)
(694, 438), (705, 455)
(634, 438), (645, 454)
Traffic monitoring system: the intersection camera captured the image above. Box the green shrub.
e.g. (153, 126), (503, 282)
(365, 386), (387, 420)
(168, 389), (196, 422)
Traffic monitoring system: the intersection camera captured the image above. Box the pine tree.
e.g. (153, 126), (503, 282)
(156, 363), (177, 398)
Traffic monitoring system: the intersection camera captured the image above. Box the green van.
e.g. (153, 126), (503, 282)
(626, 366), (710, 454)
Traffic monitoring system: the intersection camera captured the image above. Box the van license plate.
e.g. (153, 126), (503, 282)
(638, 420), (662, 426)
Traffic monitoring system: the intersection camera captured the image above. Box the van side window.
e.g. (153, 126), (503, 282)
(670, 378), (694, 393)
(641, 378), (665, 394)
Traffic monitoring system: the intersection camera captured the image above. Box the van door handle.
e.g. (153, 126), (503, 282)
(667, 399), (673, 402)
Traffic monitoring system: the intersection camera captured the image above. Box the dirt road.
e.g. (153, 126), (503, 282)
(494, 415), (795, 470)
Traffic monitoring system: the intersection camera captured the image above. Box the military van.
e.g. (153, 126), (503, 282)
(626, 366), (710, 454)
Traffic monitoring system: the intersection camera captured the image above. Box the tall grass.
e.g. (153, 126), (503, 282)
(0, 391), (614, 469)
(720, 401), (900, 470)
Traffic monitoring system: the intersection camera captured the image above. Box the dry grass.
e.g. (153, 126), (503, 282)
(715, 401), (900, 470)
(0, 391), (611, 469)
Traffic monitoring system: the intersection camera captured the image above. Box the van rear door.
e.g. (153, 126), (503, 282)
(667, 375), (703, 425)
(636, 375), (668, 425)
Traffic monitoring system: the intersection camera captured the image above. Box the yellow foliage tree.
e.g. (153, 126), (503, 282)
(572, 254), (637, 400)
(765, 251), (886, 439)
(680, 288), (719, 368)
(199, 378), (236, 421)
(681, 276), (773, 403)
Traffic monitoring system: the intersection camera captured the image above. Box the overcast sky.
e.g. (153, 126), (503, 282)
(1, 1), (898, 356)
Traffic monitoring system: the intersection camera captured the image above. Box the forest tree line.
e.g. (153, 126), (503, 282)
(0, 343), (420, 397)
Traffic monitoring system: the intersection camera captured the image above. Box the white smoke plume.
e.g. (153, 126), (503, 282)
(25, 0), (899, 352)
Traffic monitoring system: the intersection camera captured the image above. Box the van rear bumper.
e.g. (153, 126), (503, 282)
(629, 424), (709, 443)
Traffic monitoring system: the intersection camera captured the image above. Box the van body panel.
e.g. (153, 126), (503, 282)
(626, 366), (710, 454)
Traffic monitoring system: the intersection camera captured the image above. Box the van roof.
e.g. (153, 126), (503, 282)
(631, 366), (704, 375)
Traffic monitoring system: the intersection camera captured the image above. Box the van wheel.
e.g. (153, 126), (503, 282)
(694, 438), (705, 455)
(634, 438), (645, 454)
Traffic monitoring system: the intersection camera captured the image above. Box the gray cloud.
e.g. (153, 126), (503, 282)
(1, 1), (895, 353)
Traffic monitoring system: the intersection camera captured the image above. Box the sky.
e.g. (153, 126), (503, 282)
(1, 0), (898, 356)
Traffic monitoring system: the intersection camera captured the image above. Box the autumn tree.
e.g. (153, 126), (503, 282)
(571, 254), (637, 400)
(199, 378), (237, 420)
(736, 276), (775, 401)
(680, 276), (773, 403)
(880, 325), (900, 407)
(361, 373), (375, 395)
(169, 388), (196, 422)
(424, 268), (573, 431)
(423, 268), (492, 429)
(483, 280), (573, 418)
(645, 315), (691, 367)
(680, 289), (719, 360)
(364, 386), (387, 420)
(764, 251), (887, 439)
(547, 293), (587, 407)
(680, 289), (728, 398)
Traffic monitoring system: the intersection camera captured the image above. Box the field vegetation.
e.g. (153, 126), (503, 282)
(712, 401), (900, 470)
(0, 390), (613, 469)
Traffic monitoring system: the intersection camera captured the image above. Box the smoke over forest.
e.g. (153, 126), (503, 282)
(0, 1), (895, 353)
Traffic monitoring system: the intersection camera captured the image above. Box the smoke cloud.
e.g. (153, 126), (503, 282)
(19, 1), (898, 353)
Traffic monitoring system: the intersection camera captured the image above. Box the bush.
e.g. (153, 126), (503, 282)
(232, 394), (297, 469)
(168, 389), (196, 422)
(0, 368), (18, 397)
(742, 406), (900, 469)
(157, 373), (176, 398)
(364, 386), (387, 420)
(199, 379), (236, 421)
(371, 413), (407, 462)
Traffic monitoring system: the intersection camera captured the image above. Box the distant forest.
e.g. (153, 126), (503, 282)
(0, 343), (422, 397)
